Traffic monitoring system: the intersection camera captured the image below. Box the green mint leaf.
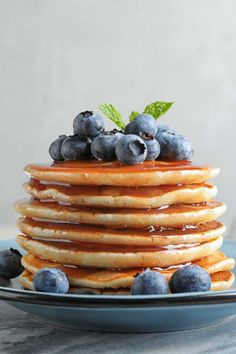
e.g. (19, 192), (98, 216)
(99, 103), (126, 130)
(143, 101), (173, 119)
(129, 111), (140, 121)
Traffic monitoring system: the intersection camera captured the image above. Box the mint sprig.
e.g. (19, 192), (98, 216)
(99, 101), (173, 126)
(129, 111), (140, 121)
(99, 103), (125, 130)
(143, 101), (173, 119)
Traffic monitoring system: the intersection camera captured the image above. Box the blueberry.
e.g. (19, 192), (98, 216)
(49, 135), (67, 161)
(143, 137), (161, 160)
(73, 111), (105, 138)
(91, 131), (123, 161)
(0, 248), (24, 279)
(131, 269), (169, 295)
(124, 114), (158, 137)
(157, 132), (193, 160)
(155, 124), (176, 139)
(169, 265), (211, 293)
(33, 268), (69, 294)
(115, 134), (147, 164)
(61, 135), (91, 160)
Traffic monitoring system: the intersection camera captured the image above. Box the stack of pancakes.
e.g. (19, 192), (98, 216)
(15, 160), (235, 294)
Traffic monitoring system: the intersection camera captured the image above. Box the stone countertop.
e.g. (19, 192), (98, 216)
(1, 301), (236, 354)
(1, 228), (236, 354)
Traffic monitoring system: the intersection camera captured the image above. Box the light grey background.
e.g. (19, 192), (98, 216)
(0, 0), (235, 236)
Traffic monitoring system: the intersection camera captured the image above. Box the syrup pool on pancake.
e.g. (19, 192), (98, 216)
(10, 100), (234, 295)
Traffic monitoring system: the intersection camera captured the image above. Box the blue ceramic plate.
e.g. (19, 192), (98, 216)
(0, 239), (236, 333)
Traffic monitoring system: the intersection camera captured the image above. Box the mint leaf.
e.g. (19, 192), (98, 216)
(129, 111), (140, 121)
(99, 104), (125, 130)
(144, 101), (173, 119)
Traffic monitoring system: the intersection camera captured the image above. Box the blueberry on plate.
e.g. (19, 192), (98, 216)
(73, 111), (105, 138)
(169, 265), (211, 293)
(115, 134), (147, 164)
(91, 131), (123, 161)
(33, 268), (69, 294)
(142, 136), (161, 160)
(124, 114), (158, 137)
(155, 124), (176, 139)
(157, 131), (193, 160)
(131, 269), (169, 295)
(61, 135), (91, 160)
(0, 248), (24, 279)
(49, 135), (67, 161)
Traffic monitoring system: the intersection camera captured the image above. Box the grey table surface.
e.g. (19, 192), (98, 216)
(0, 302), (236, 354)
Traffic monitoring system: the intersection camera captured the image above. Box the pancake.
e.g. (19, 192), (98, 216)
(19, 269), (235, 293)
(16, 159), (234, 293)
(21, 252), (235, 289)
(19, 271), (130, 294)
(14, 199), (226, 228)
(209, 271), (235, 291)
(24, 179), (217, 209)
(18, 218), (226, 246)
(25, 160), (219, 187)
(16, 235), (223, 268)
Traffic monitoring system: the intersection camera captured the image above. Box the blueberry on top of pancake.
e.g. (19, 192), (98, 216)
(48, 101), (193, 164)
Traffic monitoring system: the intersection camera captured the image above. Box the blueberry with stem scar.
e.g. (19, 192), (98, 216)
(73, 111), (105, 138)
(115, 134), (147, 164)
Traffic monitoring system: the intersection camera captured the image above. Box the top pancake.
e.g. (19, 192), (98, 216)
(25, 160), (219, 186)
